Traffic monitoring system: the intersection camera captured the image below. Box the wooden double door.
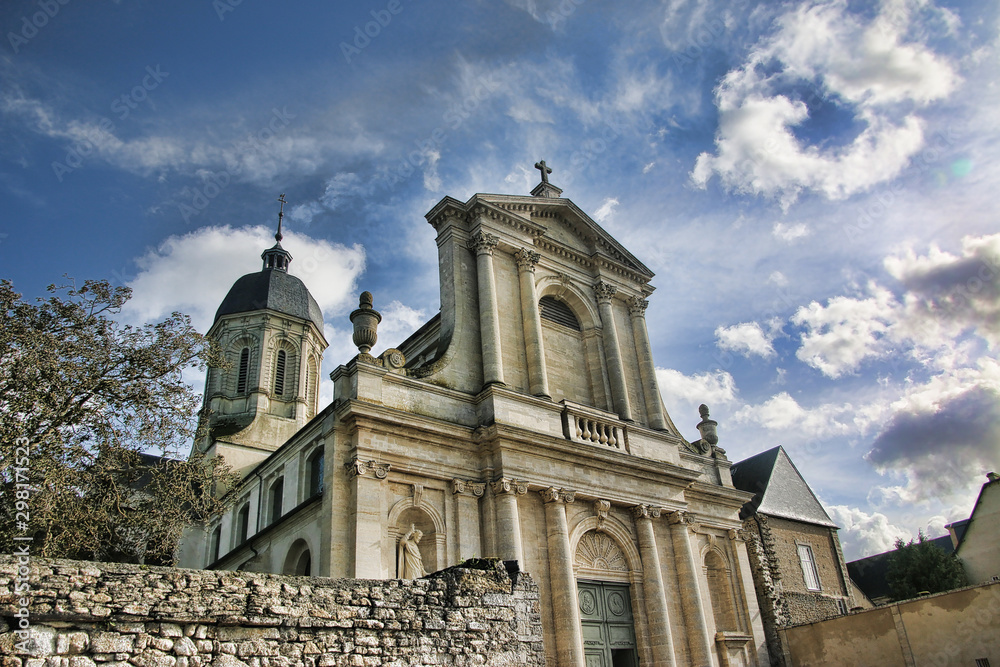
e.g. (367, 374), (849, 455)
(579, 580), (639, 667)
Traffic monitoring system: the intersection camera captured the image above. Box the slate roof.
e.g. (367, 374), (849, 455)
(215, 269), (324, 332)
(730, 445), (838, 528)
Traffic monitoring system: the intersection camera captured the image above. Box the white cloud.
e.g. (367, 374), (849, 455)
(734, 391), (856, 438)
(715, 322), (776, 358)
(768, 271), (789, 287)
(772, 221), (810, 242)
(642, 162), (656, 174)
(791, 283), (898, 378)
(691, 0), (958, 205)
(826, 504), (912, 558)
(120, 225), (366, 332)
(594, 197), (619, 223)
(656, 368), (739, 408)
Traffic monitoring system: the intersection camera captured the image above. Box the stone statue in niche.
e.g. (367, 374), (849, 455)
(398, 524), (425, 579)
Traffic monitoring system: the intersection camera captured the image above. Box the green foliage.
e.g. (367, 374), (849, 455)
(0, 279), (238, 564)
(886, 530), (969, 601)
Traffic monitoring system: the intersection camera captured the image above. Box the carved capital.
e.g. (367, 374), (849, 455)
(667, 510), (688, 526)
(514, 248), (541, 272)
(452, 479), (486, 497)
(631, 504), (662, 520)
(491, 477), (527, 496)
(539, 487), (577, 504)
(728, 528), (741, 542)
(626, 296), (649, 317)
(470, 231), (499, 256)
(345, 458), (391, 480)
(594, 281), (617, 304)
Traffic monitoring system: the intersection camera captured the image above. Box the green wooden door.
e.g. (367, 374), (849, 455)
(578, 581), (639, 667)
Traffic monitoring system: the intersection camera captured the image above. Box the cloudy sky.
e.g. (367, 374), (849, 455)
(2, 0), (998, 560)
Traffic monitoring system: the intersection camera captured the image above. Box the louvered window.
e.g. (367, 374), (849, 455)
(540, 296), (581, 331)
(236, 347), (250, 394)
(274, 350), (286, 397)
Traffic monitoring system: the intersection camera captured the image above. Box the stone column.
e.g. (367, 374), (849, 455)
(491, 478), (526, 565)
(472, 231), (505, 387)
(516, 248), (550, 398)
(595, 281), (632, 421)
(345, 457), (391, 579)
(667, 511), (713, 666)
(627, 296), (667, 430)
(541, 487), (585, 667)
(452, 479), (485, 563)
(632, 505), (676, 667)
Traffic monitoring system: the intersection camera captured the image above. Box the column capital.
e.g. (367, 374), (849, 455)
(540, 487), (577, 504)
(514, 247), (541, 272)
(630, 504), (662, 520)
(666, 510), (689, 526)
(344, 457), (391, 480)
(491, 477), (528, 496)
(594, 281), (617, 304)
(452, 478), (486, 497)
(470, 231), (499, 256)
(626, 296), (649, 317)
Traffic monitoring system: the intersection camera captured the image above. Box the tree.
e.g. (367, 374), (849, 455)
(886, 531), (969, 601)
(0, 279), (238, 564)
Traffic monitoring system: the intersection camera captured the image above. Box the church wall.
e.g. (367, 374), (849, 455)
(540, 319), (594, 405)
(0, 557), (547, 667)
(493, 249), (530, 394)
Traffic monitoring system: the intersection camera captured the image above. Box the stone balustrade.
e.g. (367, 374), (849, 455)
(560, 401), (629, 453)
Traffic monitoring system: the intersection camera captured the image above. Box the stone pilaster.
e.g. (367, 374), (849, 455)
(491, 478), (527, 564)
(515, 248), (550, 398)
(345, 457), (391, 578)
(541, 487), (585, 667)
(595, 281), (632, 421)
(667, 511), (713, 666)
(632, 504), (676, 667)
(627, 296), (667, 430)
(471, 231), (505, 387)
(452, 479), (485, 563)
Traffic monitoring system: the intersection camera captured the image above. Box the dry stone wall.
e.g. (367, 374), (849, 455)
(0, 557), (545, 667)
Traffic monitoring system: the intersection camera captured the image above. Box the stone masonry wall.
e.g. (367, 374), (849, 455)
(0, 557), (545, 667)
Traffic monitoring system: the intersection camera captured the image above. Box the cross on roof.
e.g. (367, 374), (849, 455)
(275, 193), (287, 242)
(534, 160), (552, 184)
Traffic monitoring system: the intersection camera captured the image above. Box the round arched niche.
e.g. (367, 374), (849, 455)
(704, 548), (739, 632)
(393, 506), (437, 577)
(572, 523), (639, 583)
(283, 538), (312, 576)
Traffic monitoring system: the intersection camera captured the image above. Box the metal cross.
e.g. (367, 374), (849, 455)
(275, 193), (287, 242)
(534, 160), (552, 183)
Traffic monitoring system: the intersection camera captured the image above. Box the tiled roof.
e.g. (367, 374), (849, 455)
(731, 445), (838, 528)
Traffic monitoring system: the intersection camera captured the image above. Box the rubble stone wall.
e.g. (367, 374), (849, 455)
(0, 557), (545, 667)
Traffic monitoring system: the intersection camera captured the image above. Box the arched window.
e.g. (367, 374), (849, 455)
(236, 504), (250, 544)
(269, 477), (284, 525)
(307, 448), (324, 497)
(274, 349), (287, 397)
(209, 525), (221, 564)
(540, 296), (581, 331)
(236, 347), (250, 394)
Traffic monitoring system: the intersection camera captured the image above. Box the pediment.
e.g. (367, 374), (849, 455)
(426, 193), (654, 285)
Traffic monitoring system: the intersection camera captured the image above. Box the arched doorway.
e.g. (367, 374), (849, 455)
(283, 539), (312, 576)
(575, 531), (639, 667)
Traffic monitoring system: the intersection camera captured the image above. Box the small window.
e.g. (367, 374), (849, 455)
(209, 525), (221, 563)
(798, 544), (821, 591)
(236, 347), (250, 394)
(539, 296), (581, 331)
(236, 504), (250, 544)
(836, 599), (848, 615)
(269, 477), (284, 525)
(307, 448), (324, 497)
(274, 350), (287, 397)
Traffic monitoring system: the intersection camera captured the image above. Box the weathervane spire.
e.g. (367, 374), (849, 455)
(276, 193), (287, 243)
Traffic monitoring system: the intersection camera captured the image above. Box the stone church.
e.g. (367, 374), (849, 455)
(179, 167), (770, 667)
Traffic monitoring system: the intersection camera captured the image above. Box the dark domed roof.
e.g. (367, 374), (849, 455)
(215, 269), (324, 332)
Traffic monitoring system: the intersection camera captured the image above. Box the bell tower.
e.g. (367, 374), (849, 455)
(198, 195), (328, 476)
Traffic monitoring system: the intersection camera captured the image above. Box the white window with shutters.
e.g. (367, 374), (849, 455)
(797, 543), (821, 591)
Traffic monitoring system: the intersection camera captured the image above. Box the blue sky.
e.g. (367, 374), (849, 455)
(2, 0), (998, 560)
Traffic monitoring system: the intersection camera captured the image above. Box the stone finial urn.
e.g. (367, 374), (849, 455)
(350, 291), (382, 355)
(696, 404), (718, 452)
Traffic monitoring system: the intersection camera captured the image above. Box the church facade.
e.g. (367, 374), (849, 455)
(179, 171), (770, 667)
